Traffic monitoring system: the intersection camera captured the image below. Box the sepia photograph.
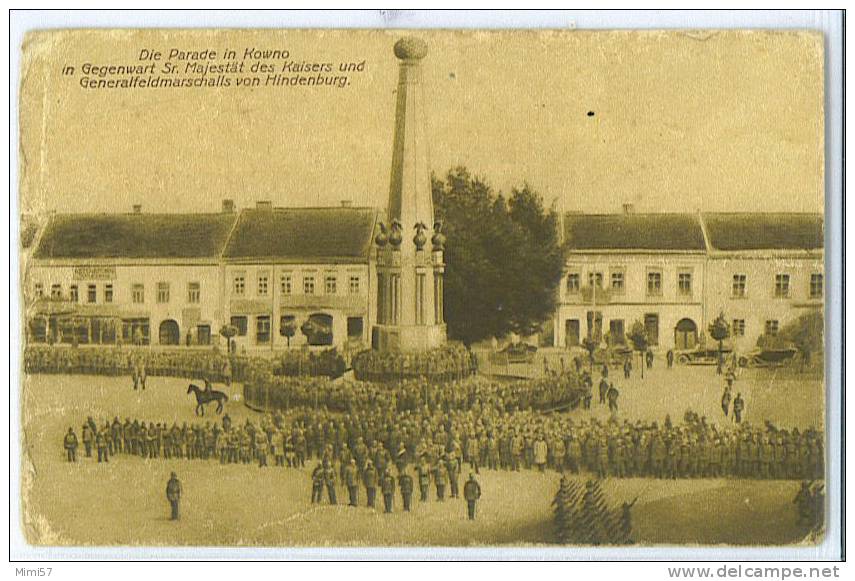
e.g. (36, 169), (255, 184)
(10, 11), (843, 562)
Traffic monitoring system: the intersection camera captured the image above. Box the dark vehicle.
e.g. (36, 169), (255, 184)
(738, 347), (798, 368)
(595, 345), (633, 366)
(500, 342), (538, 364)
(675, 347), (733, 366)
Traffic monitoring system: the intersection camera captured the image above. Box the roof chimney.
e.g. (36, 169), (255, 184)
(622, 203), (635, 215)
(340, 199), (353, 208)
(132, 204), (142, 214)
(222, 199), (235, 213)
(256, 201), (273, 211)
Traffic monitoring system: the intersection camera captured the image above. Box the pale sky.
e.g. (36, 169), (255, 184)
(20, 29), (824, 216)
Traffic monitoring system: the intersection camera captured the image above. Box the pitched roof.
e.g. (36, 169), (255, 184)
(563, 213), (707, 251)
(223, 207), (378, 262)
(33, 213), (238, 260)
(702, 213), (824, 251)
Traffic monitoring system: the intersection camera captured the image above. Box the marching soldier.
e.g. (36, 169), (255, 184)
(63, 427), (78, 462)
(166, 472), (182, 521)
(463, 473), (482, 521)
(381, 470), (396, 513)
(399, 470), (414, 512)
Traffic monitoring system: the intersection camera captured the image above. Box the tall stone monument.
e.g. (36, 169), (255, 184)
(371, 37), (447, 352)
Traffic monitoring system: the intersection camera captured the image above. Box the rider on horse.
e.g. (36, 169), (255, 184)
(203, 376), (213, 397)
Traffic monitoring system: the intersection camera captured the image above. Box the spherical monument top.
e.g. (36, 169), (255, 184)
(393, 37), (428, 61)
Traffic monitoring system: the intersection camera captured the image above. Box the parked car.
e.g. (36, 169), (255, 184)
(675, 346), (733, 366)
(738, 347), (798, 368)
(500, 342), (538, 364)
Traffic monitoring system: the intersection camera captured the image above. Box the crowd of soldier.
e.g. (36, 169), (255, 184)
(64, 405), (823, 482)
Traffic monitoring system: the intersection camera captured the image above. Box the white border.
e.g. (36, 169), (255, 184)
(7, 9), (844, 562)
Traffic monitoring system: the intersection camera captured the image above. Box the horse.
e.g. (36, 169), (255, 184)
(186, 383), (228, 416)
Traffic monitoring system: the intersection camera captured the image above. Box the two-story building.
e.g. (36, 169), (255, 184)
(554, 212), (709, 351)
(220, 204), (379, 352)
(700, 212), (824, 351)
(26, 208), (237, 347)
(553, 209), (824, 352)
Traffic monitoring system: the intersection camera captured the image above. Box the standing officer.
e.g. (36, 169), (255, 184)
(363, 459), (378, 508)
(435, 460), (449, 501)
(446, 455), (460, 498)
(345, 459), (359, 507)
(166, 472), (182, 521)
(733, 393), (745, 424)
(721, 386), (732, 418)
(399, 469), (414, 512)
(63, 427), (78, 462)
(96, 428), (109, 463)
(417, 456), (432, 502)
(463, 473), (482, 521)
(381, 470), (396, 514)
(323, 460), (338, 505)
(311, 461), (325, 503)
(666, 349), (674, 369)
(82, 423), (94, 458)
(623, 358), (632, 379)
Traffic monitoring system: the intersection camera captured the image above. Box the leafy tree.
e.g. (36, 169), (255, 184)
(280, 316), (297, 348)
(219, 324), (238, 354)
(627, 321), (649, 379)
(432, 167), (566, 345)
(707, 312), (731, 359)
(780, 311), (823, 368)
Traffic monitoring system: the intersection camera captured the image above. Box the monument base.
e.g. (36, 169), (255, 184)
(371, 324), (447, 352)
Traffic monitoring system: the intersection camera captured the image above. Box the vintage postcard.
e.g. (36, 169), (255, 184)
(17, 27), (827, 550)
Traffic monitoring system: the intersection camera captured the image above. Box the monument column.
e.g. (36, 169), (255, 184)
(372, 37), (446, 352)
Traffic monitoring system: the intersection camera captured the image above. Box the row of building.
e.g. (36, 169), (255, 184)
(553, 208), (823, 352)
(22, 201), (823, 354)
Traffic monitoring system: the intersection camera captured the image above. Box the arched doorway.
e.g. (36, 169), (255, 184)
(159, 319), (180, 345)
(301, 313), (334, 346)
(674, 318), (698, 350)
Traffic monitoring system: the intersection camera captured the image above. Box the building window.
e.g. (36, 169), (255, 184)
(87, 284), (97, 303)
(566, 273), (580, 294)
(732, 319), (745, 337)
(132, 284), (145, 304)
(281, 274), (292, 295)
(774, 274), (790, 298)
(50, 284), (62, 300)
(646, 270), (662, 296)
(349, 275), (360, 295)
(678, 271), (693, 296)
(69, 285), (78, 303)
(233, 274), (245, 296)
(732, 274), (747, 298)
(196, 325), (211, 346)
(230, 316), (248, 336)
(188, 282), (200, 303)
(256, 315), (271, 344)
(257, 273), (269, 297)
(765, 320), (779, 336)
(34, 283), (43, 299)
(608, 319), (626, 344)
(156, 282), (170, 303)
(810, 274), (823, 299)
(588, 272), (604, 288)
(347, 316), (364, 340)
(104, 284), (113, 303)
(325, 275), (337, 295)
(610, 270), (625, 294)
(303, 276), (315, 295)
